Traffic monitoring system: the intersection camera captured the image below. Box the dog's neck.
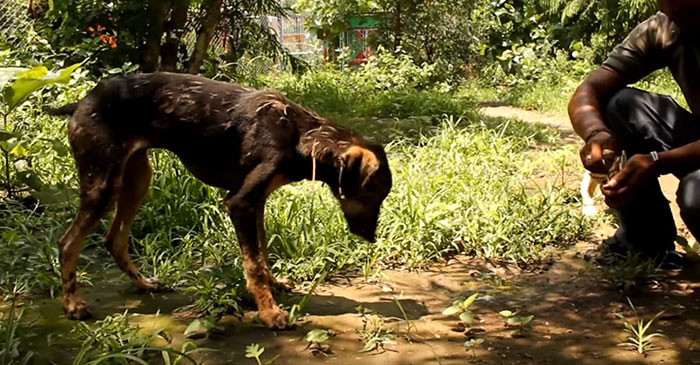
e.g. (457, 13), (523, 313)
(296, 122), (355, 187)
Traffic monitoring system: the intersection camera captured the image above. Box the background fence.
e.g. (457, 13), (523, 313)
(0, 0), (34, 51)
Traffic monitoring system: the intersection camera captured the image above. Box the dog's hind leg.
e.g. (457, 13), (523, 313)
(60, 169), (117, 320)
(104, 150), (161, 291)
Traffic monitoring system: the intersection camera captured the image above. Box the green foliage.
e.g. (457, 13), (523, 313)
(0, 282), (33, 365)
(616, 298), (666, 355)
(298, 0), (478, 73)
(263, 50), (468, 118)
(443, 293), (479, 325)
(305, 329), (331, 344)
(43, 0), (290, 74)
(46, 0), (147, 70)
(0, 204), (66, 296)
(356, 311), (396, 353)
(244, 343), (265, 365)
(463, 337), (484, 358)
(181, 264), (246, 318)
(0, 62), (83, 203)
(2, 63), (82, 110)
(184, 317), (217, 338)
(598, 252), (660, 295)
(499, 309), (534, 337)
(288, 268), (328, 326)
(295, 0), (380, 37)
(544, 0), (656, 60)
(71, 311), (196, 365)
(379, 0), (478, 69)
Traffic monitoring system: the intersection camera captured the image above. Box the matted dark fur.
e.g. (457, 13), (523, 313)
(49, 72), (392, 329)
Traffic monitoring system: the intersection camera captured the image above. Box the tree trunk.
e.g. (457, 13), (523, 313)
(187, 0), (223, 74)
(141, 0), (170, 72)
(224, 9), (244, 64)
(161, 0), (189, 72)
(394, 0), (402, 51)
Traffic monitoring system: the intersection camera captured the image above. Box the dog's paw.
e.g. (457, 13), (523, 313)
(136, 277), (165, 292)
(259, 307), (290, 330)
(64, 299), (92, 320)
(270, 277), (293, 292)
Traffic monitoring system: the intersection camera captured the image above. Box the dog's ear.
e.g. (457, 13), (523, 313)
(339, 145), (380, 197)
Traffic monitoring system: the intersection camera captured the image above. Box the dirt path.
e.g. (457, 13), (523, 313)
(18, 106), (700, 365)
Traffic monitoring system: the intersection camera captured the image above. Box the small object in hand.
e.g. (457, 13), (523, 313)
(581, 150), (626, 216)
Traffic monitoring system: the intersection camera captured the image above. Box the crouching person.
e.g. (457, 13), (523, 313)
(569, 0), (700, 264)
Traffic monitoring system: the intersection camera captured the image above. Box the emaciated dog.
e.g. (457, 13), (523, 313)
(49, 72), (392, 329)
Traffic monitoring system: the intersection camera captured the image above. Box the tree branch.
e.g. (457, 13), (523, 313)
(187, 0), (223, 74)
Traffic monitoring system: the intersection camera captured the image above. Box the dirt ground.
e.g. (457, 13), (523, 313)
(19, 106), (700, 364)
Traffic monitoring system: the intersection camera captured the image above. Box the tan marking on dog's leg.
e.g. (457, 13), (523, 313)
(104, 152), (160, 291)
(232, 211), (289, 328)
(240, 240), (289, 328)
(61, 181), (114, 320)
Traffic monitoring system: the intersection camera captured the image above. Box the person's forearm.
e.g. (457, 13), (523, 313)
(655, 140), (700, 175)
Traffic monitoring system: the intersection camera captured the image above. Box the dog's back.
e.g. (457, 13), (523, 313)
(68, 73), (253, 139)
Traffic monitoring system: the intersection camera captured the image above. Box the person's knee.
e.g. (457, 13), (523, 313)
(678, 173), (700, 221)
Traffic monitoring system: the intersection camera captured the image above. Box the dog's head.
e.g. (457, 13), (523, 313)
(334, 143), (392, 243)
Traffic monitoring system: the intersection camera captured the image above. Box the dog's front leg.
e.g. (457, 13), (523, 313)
(256, 202), (292, 292)
(225, 163), (289, 329)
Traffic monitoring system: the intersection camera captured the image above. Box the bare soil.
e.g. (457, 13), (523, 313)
(18, 106), (700, 364)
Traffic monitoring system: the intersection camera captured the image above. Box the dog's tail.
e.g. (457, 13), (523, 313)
(45, 102), (79, 117)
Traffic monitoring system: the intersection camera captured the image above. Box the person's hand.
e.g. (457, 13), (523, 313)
(602, 154), (657, 208)
(580, 130), (619, 174)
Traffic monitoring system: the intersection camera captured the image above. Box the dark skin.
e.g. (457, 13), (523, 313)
(569, 0), (700, 209)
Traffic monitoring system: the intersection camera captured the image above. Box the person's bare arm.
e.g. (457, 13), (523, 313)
(568, 66), (628, 174)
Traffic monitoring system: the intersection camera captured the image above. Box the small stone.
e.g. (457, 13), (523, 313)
(185, 328), (207, 340)
(451, 326), (466, 333)
(477, 295), (496, 302)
